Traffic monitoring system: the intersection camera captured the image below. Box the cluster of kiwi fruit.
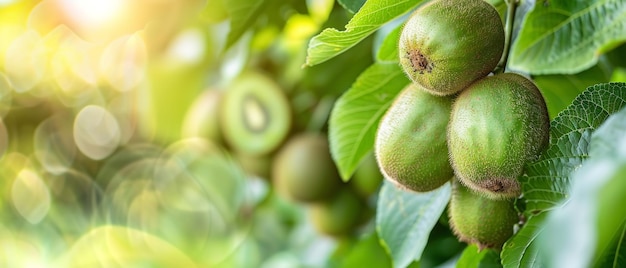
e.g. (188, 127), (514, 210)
(375, 0), (550, 250)
(191, 70), (382, 237)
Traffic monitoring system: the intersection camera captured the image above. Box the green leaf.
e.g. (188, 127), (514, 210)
(456, 245), (502, 268)
(305, 0), (423, 66)
(509, 0), (626, 75)
(340, 232), (392, 268)
(224, 0), (267, 48)
(501, 214), (547, 268)
(522, 82), (626, 214)
(595, 223), (626, 268)
(538, 105), (626, 267)
(376, 24), (403, 63)
(328, 62), (409, 181)
(377, 181), (451, 268)
(338, 0), (367, 13)
(502, 82), (626, 268)
(533, 63), (611, 120)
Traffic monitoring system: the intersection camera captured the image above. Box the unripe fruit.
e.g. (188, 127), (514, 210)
(375, 83), (454, 192)
(449, 179), (518, 250)
(351, 152), (383, 197)
(220, 71), (292, 156)
(399, 0), (504, 96)
(272, 133), (342, 203)
(309, 188), (364, 237)
(448, 73), (550, 199)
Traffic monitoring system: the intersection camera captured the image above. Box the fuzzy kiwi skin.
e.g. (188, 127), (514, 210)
(375, 84), (454, 192)
(398, 0), (504, 96)
(448, 73), (550, 199)
(449, 179), (518, 250)
(272, 133), (342, 203)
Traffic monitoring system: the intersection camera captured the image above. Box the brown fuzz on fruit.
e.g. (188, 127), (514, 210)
(447, 73), (550, 199)
(398, 0), (504, 96)
(448, 178), (519, 250)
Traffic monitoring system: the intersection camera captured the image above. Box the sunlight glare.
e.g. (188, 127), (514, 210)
(57, 0), (123, 28)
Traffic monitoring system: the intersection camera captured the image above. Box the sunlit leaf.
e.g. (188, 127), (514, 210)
(338, 0), (367, 13)
(305, 0), (423, 66)
(377, 181), (451, 268)
(509, 0), (626, 74)
(328, 62), (409, 181)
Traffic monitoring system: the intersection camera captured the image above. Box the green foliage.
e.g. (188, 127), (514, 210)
(305, 0), (423, 66)
(376, 181), (451, 268)
(509, 0), (626, 74)
(223, 0), (267, 48)
(328, 63), (409, 180)
(502, 82), (626, 267)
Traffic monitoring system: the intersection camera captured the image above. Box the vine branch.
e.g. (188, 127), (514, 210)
(494, 0), (519, 74)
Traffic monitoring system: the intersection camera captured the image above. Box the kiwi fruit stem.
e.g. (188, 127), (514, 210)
(494, 0), (519, 74)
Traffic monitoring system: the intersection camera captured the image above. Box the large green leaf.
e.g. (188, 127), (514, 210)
(538, 105), (626, 267)
(305, 0), (423, 66)
(509, 0), (626, 74)
(224, 0), (267, 48)
(522, 82), (626, 214)
(501, 214), (547, 268)
(328, 62), (409, 181)
(377, 181), (451, 268)
(501, 82), (626, 268)
(533, 63), (611, 119)
(338, 0), (367, 13)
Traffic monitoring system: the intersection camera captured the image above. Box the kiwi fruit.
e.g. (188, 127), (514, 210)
(449, 178), (518, 250)
(350, 152), (384, 197)
(220, 71), (292, 156)
(181, 89), (224, 144)
(309, 188), (365, 237)
(375, 83), (454, 192)
(398, 0), (504, 96)
(272, 133), (342, 203)
(447, 73), (550, 199)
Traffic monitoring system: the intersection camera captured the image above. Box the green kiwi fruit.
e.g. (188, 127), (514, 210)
(449, 178), (518, 250)
(272, 133), (342, 203)
(351, 152), (384, 197)
(447, 73), (549, 199)
(375, 83), (454, 192)
(398, 0), (504, 95)
(309, 188), (365, 237)
(181, 89), (224, 144)
(220, 71), (292, 156)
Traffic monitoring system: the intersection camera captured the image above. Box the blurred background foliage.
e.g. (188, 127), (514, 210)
(0, 0), (433, 267)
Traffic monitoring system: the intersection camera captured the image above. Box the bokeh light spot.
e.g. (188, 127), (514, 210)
(34, 114), (76, 175)
(73, 105), (121, 160)
(12, 169), (51, 224)
(100, 34), (147, 92)
(3, 30), (47, 93)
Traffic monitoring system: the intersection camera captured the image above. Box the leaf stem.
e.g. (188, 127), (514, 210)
(494, 0), (519, 74)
